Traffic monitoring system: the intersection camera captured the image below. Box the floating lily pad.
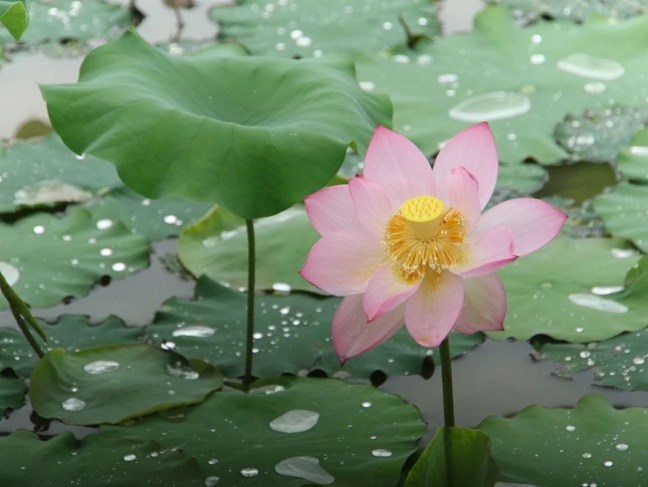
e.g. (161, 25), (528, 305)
(594, 182), (648, 252)
(356, 5), (648, 164)
(490, 0), (648, 24)
(149, 276), (483, 379)
(101, 376), (425, 486)
(0, 0), (130, 47)
(554, 105), (648, 162)
(479, 395), (648, 486)
(493, 163), (548, 201)
(0, 430), (204, 486)
(0, 315), (144, 378)
(490, 235), (646, 343)
(211, 0), (440, 58)
(534, 327), (648, 391)
(0, 376), (25, 412)
(0, 1), (29, 40)
(405, 427), (500, 487)
(0, 207), (149, 309)
(0, 133), (122, 213)
(88, 187), (213, 241)
(177, 206), (319, 293)
(42, 29), (392, 219)
(616, 126), (648, 182)
(30, 344), (223, 425)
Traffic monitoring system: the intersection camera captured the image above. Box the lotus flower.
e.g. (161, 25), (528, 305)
(300, 123), (566, 361)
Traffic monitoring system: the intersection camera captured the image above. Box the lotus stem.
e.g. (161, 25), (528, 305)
(439, 336), (455, 427)
(0, 270), (46, 358)
(243, 219), (256, 386)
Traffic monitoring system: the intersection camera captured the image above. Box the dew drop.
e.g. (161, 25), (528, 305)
(272, 282), (292, 293)
(584, 82), (606, 94)
(296, 36), (312, 47)
(270, 409), (319, 433)
(163, 214), (178, 225)
(437, 73), (458, 84)
(123, 454), (137, 462)
(361, 401), (372, 408)
(603, 460), (614, 467)
(611, 248), (637, 258)
(172, 325), (215, 338)
(557, 53), (624, 80)
(83, 360), (120, 375)
(240, 467), (259, 478)
(632, 357), (645, 365)
(359, 81), (376, 92)
(33, 225), (45, 235)
(208, 458), (219, 465)
(579, 351), (591, 359)
(371, 448), (393, 457)
(111, 262), (127, 272)
(62, 397), (86, 412)
(448, 92), (531, 123)
(568, 293), (628, 314)
(616, 443), (629, 451)
(275, 456), (334, 484)
(166, 362), (199, 380)
(0, 262), (20, 286)
(204, 476), (220, 487)
(591, 285), (623, 295)
(161, 340), (177, 351)
(289, 29), (302, 39)
(100, 248), (113, 257)
(566, 425), (576, 432)
(530, 54), (545, 65)
(582, 452), (592, 459)
(382, 21), (393, 30)
(96, 219), (113, 230)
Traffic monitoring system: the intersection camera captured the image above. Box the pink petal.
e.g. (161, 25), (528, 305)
(403, 272), (464, 347)
(300, 232), (383, 295)
(348, 177), (395, 239)
(363, 126), (436, 208)
(454, 225), (517, 277)
(454, 273), (506, 334)
(476, 198), (567, 256)
(433, 122), (498, 209)
(362, 265), (422, 321)
(446, 166), (481, 233)
(305, 185), (357, 236)
(333, 294), (404, 363)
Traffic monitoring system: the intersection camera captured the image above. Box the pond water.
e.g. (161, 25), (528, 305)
(1, 0), (647, 485)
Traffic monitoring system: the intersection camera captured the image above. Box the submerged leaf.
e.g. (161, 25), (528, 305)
(480, 395), (648, 486)
(30, 344), (223, 425)
(101, 376), (425, 486)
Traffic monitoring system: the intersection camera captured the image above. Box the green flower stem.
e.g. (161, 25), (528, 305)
(243, 219), (256, 386)
(0, 270), (46, 358)
(440, 336), (455, 486)
(439, 336), (455, 427)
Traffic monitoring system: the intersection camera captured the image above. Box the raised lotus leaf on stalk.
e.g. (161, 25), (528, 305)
(41, 29), (392, 219)
(0, 1), (29, 40)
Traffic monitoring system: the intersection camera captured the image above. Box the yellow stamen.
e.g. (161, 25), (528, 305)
(384, 196), (467, 283)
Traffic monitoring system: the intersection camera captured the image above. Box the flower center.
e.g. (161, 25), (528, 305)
(384, 196), (467, 283)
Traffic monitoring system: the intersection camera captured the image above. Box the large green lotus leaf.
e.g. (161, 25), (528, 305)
(101, 376), (425, 486)
(479, 395), (648, 486)
(489, 235), (646, 343)
(0, 376), (25, 412)
(534, 327), (648, 392)
(149, 276), (483, 379)
(594, 182), (648, 251)
(177, 206), (320, 293)
(0, 207), (148, 309)
(0, 1), (28, 40)
(0, 430), (204, 486)
(0, 133), (122, 213)
(41, 29), (392, 219)
(355, 6), (648, 164)
(617, 126), (648, 182)
(30, 344), (223, 425)
(0, 315), (144, 378)
(211, 0), (440, 58)
(0, 0), (130, 45)
(88, 187), (214, 241)
(405, 427), (499, 487)
(554, 105), (648, 163)
(490, 0), (648, 23)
